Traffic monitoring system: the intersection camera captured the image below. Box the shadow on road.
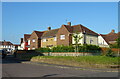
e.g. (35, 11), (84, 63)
(2, 55), (29, 64)
(42, 74), (58, 77)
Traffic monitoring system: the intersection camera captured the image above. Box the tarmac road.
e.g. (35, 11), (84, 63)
(1, 56), (119, 78)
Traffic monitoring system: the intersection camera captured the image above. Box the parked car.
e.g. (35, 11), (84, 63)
(0, 49), (9, 59)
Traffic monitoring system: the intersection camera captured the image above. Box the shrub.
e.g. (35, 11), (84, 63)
(51, 45), (74, 52)
(105, 48), (114, 57)
(36, 47), (51, 53)
(78, 44), (101, 53)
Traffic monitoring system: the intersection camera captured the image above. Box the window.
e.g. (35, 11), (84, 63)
(43, 39), (46, 42)
(103, 41), (104, 44)
(32, 48), (35, 50)
(32, 39), (35, 42)
(90, 38), (93, 44)
(60, 35), (65, 40)
(54, 37), (57, 41)
(28, 40), (30, 45)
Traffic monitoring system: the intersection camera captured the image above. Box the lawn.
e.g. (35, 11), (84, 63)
(31, 56), (119, 69)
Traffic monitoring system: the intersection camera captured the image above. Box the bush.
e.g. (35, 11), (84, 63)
(78, 44), (101, 53)
(36, 47), (51, 53)
(105, 48), (114, 57)
(36, 44), (101, 53)
(51, 45), (74, 52)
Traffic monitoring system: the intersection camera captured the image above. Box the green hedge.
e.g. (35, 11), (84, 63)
(78, 44), (101, 53)
(36, 44), (101, 53)
(36, 47), (51, 52)
(51, 45), (74, 52)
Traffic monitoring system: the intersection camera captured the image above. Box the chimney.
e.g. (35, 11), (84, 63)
(48, 27), (51, 31)
(67, 22), (71, 26)
(111, 29), (115, 33)
(20, 38), (23, 44)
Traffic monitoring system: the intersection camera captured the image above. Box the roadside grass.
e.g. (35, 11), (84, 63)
(31, 56), (119, 69)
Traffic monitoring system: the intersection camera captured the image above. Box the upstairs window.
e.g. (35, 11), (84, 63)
(90, 38), (93, 44)
(60, 35), (65, 40)
(32, 48), (35, 50)
(43, 39), (46, 42)
(32, 39), (35, 42)
(54, 37), (57, 41)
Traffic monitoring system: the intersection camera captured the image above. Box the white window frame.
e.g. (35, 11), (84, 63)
(60, 35), (65, 40)
(32, 48), (35, 50)
(32, 39), (35, 42)
(28, 40), (30, 45)
(54, 37), (57, 41)
(90, 38), (93, 44)
(43, 39), (46, 42)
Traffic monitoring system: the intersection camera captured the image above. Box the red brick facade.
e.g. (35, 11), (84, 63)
(56, 25), (72, 46)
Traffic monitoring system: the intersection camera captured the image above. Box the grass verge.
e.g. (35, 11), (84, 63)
(31, 56), (119, 69)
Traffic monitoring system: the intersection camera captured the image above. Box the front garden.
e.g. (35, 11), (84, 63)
(31, 56), (119, 69)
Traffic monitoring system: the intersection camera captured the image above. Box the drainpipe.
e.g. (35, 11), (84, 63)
(83, 31), (86, 44)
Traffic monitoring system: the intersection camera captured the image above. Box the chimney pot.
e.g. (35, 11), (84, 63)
(111, 29), (115, 33)
(20, 38), (23, 44)
(48, 27), (51, 31)
(67, 22), (71, 26)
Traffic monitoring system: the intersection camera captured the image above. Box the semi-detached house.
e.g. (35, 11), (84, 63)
(41, 27), (59, 48)
(98, 30), (120, 47)
(57, 22), (98, 46)
(28, 31), (44, 50)
(41, 22), (98, 48)
(20, 34), (31, 50)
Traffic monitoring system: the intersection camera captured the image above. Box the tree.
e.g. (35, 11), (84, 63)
(116, 36), (120, 48)
(72, 32), (82, 53)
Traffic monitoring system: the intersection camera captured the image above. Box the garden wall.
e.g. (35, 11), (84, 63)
(43, 52), (101, 56)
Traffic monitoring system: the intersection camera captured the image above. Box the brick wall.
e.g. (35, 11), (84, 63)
(57, 25), (71, 46)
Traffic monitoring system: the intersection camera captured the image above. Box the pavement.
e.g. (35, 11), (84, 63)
(22, 61), (119, 73)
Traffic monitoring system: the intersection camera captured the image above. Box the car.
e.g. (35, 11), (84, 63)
(0, 49), (9, 59)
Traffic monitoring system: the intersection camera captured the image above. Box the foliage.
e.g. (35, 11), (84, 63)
(51, 45), (74, 52)
(116, 36), (120, 48)
(36, 44), (101, 53)
(78, 44), (101, 53)
(36, 47), (51, 53)
(72, 32), (82, 52)
(110, 36), (120, 48)
(105, 48), (114, 57)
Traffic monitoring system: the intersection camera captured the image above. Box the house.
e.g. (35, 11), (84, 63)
(98, 30), (119, 47)
(19, 34), (31, 50)
(28, 31), (44, 50)
(41, 27), (59, 48)
(57, 22), (98, 46)
(0, 40), (15, 51)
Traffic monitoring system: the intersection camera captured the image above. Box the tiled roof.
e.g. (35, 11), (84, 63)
(0, 41), (13, 45)
(24, 34), (31, 42)
(100, 31), (119, 44)
(41, 29), (59, 38)
(34, 31), (44, 38)
(64, 24), (98, 36)
(64, 25), (73, 32)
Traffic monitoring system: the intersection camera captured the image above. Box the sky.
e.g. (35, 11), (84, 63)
(2, 2), (118, 44)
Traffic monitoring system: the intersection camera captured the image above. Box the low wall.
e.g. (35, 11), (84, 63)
(43, 52), (101, 56)
(101, 48), (120, 53)
(15, 50), (44, 60)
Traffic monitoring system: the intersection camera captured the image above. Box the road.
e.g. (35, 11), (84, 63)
(2, 56), (119, 77)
